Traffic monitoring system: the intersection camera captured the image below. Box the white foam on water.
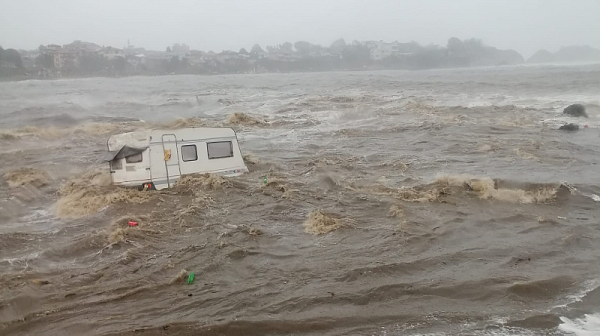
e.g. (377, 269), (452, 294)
(552, 280), (600, 310)
(427, 91), (600, 111)
(559, 314), (600, 336)
(409, 329), (540, 336)
(477, 330), (539, 336)
(562, 183), (600, 203)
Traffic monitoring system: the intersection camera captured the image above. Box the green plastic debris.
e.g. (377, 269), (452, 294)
(187, 272), (195, 285)
(263, 176), (268, 185)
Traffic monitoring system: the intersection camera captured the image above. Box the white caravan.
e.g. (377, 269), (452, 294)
(105, 128), (248, 190)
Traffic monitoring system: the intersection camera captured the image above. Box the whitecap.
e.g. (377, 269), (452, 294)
(559, 313), (600, 336)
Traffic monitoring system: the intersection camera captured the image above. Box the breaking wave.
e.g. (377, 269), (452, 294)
(434, 175), (559, 204)
(387, 204), (405, 218)
(72, 122), (140, 136)
(349, 183), (445, 203)
(0, 126), (65, 140)
(559, 314), (600, 336)
(242, 153), (261, 165)
(260, 173), (294, 198)
(508, 275), (575, 299)
(0, 121), (142, 141)
(347, 175), (560, 204)
(303, 210), (344, 235)
(0, 131), (20, 140)
(174, 173), (233, 190)
(3, 167), (50, 188)
(56, 168), (151, 218)
(106, 215), (150, 244)
(153, 117), (221, 129)
(226, 112), (268, 126)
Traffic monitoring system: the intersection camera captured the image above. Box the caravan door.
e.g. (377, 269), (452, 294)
(160, 134), (181, 188)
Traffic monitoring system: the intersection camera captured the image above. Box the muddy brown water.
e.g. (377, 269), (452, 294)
(1, 65), (600, 335)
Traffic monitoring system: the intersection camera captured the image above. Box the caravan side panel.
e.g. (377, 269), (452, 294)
(148, 141), (178, 189)
(148, 128), (248, 189)
(178, 139), (246, 175)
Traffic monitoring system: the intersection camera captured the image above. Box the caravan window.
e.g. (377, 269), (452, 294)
(126, 153), (143, 163)
(111, 159), (122, 170)
(207, 141), (233, 159)
(181, 145), (198, 162)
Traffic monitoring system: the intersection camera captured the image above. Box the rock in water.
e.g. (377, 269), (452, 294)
(563, 104), (588, 118)
(559, 123), (580, 131)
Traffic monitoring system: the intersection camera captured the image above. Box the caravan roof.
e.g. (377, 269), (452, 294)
(107, 128), (237, 152)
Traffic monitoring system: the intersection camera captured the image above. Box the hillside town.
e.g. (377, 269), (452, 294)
(2, 37), (598, 79)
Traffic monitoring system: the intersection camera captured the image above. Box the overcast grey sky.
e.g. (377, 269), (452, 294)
(1, 0), (599, 58)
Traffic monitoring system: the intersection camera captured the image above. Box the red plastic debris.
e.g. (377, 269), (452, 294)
(584, 125), (589, 128)
(128, 221), (138, 227)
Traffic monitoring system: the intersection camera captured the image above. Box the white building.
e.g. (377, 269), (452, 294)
(98, 47), (125, 60)
(366, 41), (401, 60)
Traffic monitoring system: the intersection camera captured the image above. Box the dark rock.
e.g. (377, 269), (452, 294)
(563, 104), (588, 118)
(559, 123), (580, 131)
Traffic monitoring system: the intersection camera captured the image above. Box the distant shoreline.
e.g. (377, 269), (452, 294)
(2, 61), (599, 83)
(4, 40), (599, 83)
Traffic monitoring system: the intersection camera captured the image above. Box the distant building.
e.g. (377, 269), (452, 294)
(123, 40), (146, 56)
(366, 41), (399, 60)
(126, 53), (145, 69)
(172, 43), (190, 57)
(365, 41), (417, 60)
(187, 50), (210, 66)
(18, 49), (40, 60)
(267, 50), (300, 62)
(140, 52), (171, 71)
(38, 41), (103, 70)
(216, 51), (240, 64)
(54, 49), (80, 68)
(64, 40), (102, 54)
(187, 56), (205, 67)
(123, 46), (146, 56)
(308, 50), (331, 58)
(38, 45), (76, 69)
(21, 56), (36, 69)
(98, 47), (124, 60)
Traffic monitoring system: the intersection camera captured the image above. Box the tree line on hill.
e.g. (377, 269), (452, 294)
(2, 38), (600, 79)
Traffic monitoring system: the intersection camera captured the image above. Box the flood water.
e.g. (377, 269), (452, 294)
(1, 64), (600, 335)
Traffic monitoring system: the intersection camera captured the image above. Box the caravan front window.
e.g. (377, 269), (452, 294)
(126, 153), (143, 163)
(111, 159), (122, 170)
(207, 141), (233, 159)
